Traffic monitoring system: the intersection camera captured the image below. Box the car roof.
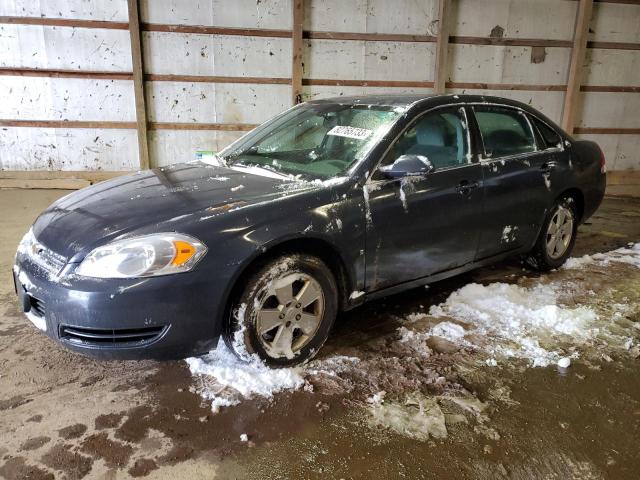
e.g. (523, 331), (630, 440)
(307, 93), (438, 107)
(308, 93), (531, 109)
(306, 93), (560, 130)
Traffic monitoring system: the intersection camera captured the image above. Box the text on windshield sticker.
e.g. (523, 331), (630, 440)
(327, 125), (372, 140)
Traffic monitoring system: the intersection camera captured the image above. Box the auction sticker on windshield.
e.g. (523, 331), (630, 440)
(327, 125), (372, 140)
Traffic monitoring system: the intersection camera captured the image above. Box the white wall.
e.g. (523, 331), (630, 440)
(0, 0), (638, 172)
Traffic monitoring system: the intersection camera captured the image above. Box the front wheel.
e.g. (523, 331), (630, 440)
(526, 196), (578, 271)
(224, 254), (338, 367)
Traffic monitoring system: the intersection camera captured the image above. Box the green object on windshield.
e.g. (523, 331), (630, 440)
(195, 150), (217, 162)
(219, 104), (402, 180)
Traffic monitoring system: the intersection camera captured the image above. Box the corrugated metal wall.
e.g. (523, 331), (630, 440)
(0, 0), (638, 176)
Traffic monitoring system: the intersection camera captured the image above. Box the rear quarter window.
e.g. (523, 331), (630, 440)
(531, 116), (562, 149)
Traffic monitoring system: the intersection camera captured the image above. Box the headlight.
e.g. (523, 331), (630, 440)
(75, 233), (207, 278)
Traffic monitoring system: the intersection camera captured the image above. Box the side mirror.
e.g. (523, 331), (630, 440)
(378, 154), (434, 179)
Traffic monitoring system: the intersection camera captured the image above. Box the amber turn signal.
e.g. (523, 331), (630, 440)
(172, 240), (197, 266)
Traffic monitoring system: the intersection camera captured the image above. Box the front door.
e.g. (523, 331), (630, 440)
(364, 107), (484, 291)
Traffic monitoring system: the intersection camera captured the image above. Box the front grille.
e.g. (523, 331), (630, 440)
(59, 325), (166, 347)
(29, 296), (46, 318)
(35, 246), (66, 273)
(25, 240), (67, 276)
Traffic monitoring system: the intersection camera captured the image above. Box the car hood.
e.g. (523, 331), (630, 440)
(32, 162), (321, 260)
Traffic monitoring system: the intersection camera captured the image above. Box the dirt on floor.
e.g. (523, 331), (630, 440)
(0, 189), (639, 480)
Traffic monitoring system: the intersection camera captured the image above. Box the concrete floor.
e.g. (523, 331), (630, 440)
(1, 189), (639, 480)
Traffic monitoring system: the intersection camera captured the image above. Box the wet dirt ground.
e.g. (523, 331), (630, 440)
(0, 189), (639, 479)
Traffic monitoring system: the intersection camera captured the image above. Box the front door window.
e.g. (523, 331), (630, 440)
(375, 108), (470, 178)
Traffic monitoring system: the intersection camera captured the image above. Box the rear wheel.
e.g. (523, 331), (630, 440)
(526, 196), (578, 271)
(224, 254), (338, 367)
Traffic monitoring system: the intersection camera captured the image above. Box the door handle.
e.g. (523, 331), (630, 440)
(540, 161), (557, 174)
(456, 180), (479, 196)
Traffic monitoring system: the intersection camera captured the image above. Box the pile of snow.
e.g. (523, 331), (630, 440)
(564, 242), (640, 269)
(186, 344), (305, 412)
(406, 243), (640, 367)
(428, 282), (597, 367)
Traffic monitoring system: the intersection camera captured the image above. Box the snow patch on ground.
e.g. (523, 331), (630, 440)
(428, 282), (597, 367)
(187, 351), (365, 413)
(186, 344), (305, 412)
(564, 242), (640, 269)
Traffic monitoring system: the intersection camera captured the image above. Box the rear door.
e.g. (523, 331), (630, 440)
(471, 105), (552, 259)
(364, 106), (484, 291)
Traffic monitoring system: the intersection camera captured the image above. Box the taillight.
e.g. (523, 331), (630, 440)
(597, 144), (606, 174)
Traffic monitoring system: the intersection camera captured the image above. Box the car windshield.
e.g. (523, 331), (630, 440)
(218, 103), (403, 180)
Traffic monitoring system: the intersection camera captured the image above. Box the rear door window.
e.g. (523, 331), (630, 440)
(474, 106), (536, 158)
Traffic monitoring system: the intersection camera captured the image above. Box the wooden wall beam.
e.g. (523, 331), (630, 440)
(587, 40), (640, 50)
(305, 31), (436, 42)
(580, 85), (640, 92)
(450, 36), (573, 48)
(126, 0), (150, 170)
(142, 23), (290, 38)
(149, 122), (257, 131)
(0, 120), (137, 129)
(434, 0), (451, 93)
(447, 82), (566, 91)
(0, 170), (129, 189)
(291, 0), (304, 104)
(0, 119), (256, 131)
(145, 74), (290, 84)
(0, 67), (133, 80)
(303, 79), (435, 88)
(574, 127), (640, 134)
(0, 16), (128, 29)
(562, 0), (594, 134)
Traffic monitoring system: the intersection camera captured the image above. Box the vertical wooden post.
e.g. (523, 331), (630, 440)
(433, 0), (451, 94)
(291, 0), (304, 104)
(561, 0), (593, 135)
(127, 0), (150, 170)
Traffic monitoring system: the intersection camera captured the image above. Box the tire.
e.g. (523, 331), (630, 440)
(526, 196), (578, 271)
(223, 253), (338, 367)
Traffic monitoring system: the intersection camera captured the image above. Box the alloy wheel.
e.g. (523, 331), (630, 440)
(254, 273), (325, 359)
(546, 205), (574, 259)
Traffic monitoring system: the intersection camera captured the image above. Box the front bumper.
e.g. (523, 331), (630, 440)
(13, 254), (222, 360)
